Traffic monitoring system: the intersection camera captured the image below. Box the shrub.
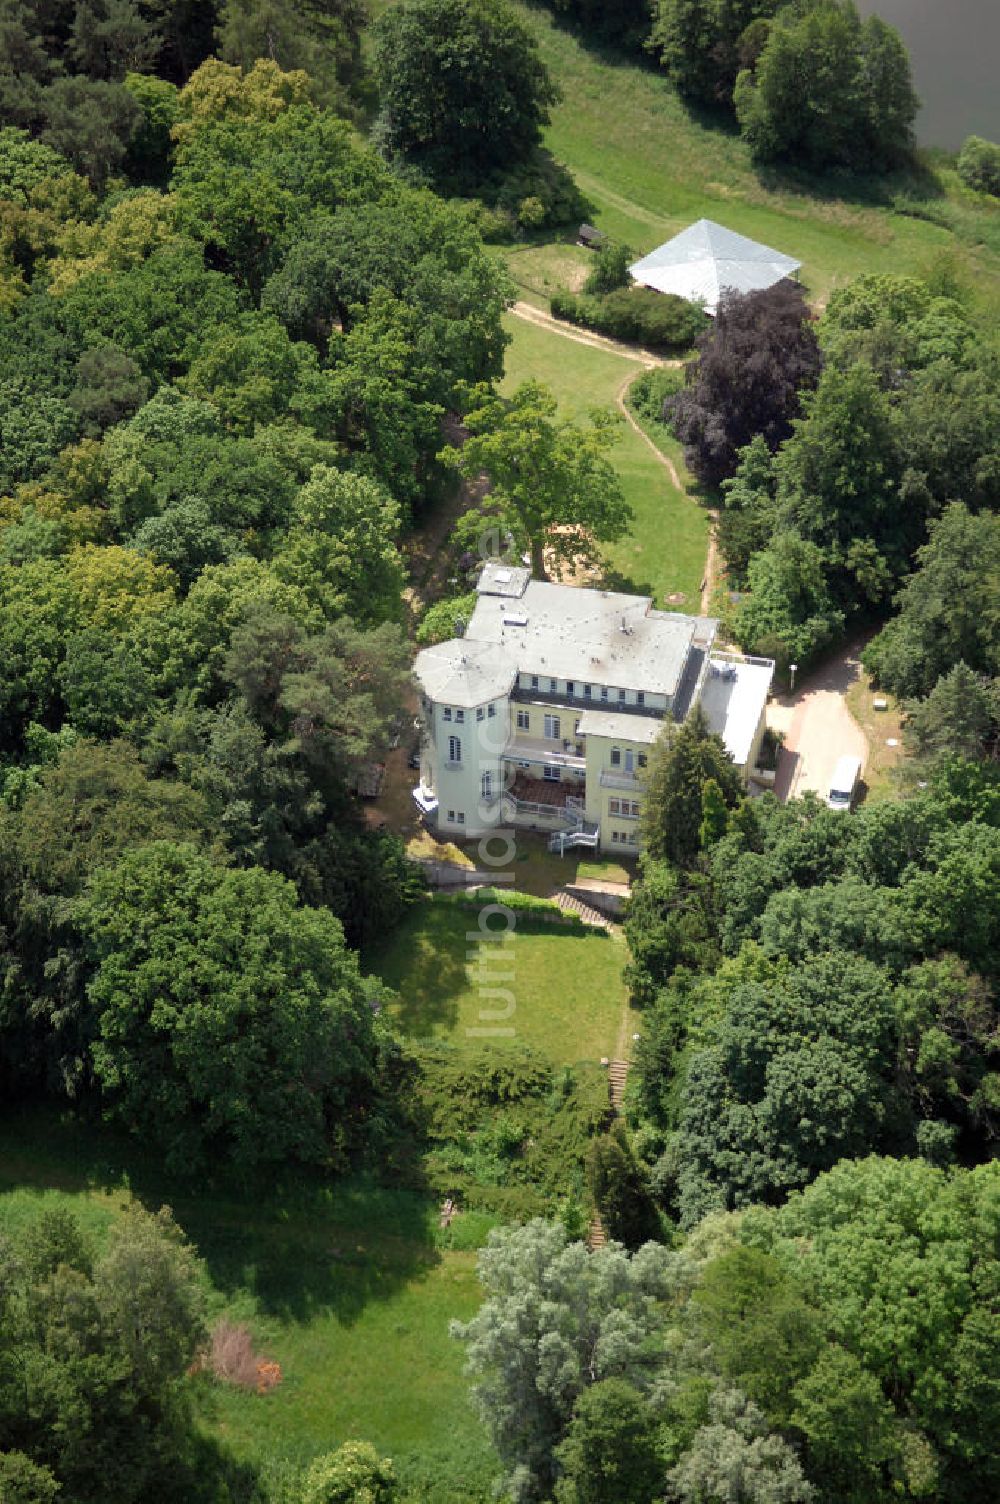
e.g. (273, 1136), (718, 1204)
(483, 150), (589, 231)
(627, 366), (685, 425)
(550, 286), (707, 352)
(207, 1319), (281, 1393)
(416, 591), (478, 645)
(583, 239), (633, 296)
(957, 135), (1000, 196)
(409, 1042), (609, 1213)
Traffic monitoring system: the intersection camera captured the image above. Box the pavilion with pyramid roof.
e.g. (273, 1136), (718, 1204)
(629, 218), (800, 315)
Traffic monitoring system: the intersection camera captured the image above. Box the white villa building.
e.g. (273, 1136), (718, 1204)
(412, 564), (774, 856)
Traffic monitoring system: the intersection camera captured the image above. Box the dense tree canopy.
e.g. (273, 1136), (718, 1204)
(734, 0), (917, 171)
(0, 1202), (206, 1503)
(669, 282), (821, 487)
(80, 841), (390, 1172)
(371, 0), (558, 189)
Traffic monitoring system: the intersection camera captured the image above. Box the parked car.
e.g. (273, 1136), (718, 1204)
(826, 755), (862, 811)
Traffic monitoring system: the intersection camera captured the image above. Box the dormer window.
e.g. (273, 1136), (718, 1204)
(600, 687), (609, 702)
(443, 707), (452, 721)
(567, 681), (575, 696)
(618, 689), (626, 704)
(531, 675), (539, 690)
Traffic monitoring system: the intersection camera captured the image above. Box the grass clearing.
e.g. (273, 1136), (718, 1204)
(501, 314), (709, 604)
(846, 668), (907, 801)
(364, 896), (630, 1064)
(0, 1106), (495, 1500)
(504, 237), (594, 304)
(519, 8), (1000, 316)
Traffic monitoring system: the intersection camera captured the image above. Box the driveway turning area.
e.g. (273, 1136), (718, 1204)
(771, 645), (869, 803)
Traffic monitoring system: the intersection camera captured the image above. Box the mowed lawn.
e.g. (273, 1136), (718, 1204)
(501, 314), (709, 605)
(364, 897), (629, 1064)
(515, 5), (1000, 315)
(0, 1108), (496, 1501)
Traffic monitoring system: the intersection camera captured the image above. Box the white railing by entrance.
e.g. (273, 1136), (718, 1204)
(548, 825), (600, 853)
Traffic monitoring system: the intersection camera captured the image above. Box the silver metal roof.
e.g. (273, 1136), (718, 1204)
(466, 578), (718, 699)
(413, 638), (518, 709)
(629, 219), (800, 316)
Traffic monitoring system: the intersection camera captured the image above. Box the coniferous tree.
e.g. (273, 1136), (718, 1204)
(642, 705), (744, 868)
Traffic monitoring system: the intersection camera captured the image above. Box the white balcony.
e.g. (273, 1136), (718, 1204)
(503, 735), (586, 773)
(600, 768), (644, 790)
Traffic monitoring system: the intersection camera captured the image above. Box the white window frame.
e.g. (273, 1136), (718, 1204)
(488, 703), (496, 718)
(543, 765), (561, 782)
(448, 735), (462, 764)
(455, 709), (465, 723)
(481, 771), (493, 799)
(543, 714), (561, 740)
(443, 706), (452, 721)
(610, 747), (621, 767)
(517, 709), (530, 730)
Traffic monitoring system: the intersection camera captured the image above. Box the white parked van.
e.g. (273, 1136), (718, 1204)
(826, 755), (862, 811)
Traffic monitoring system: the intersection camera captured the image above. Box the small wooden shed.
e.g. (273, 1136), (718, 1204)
(577, 223), (607, 250)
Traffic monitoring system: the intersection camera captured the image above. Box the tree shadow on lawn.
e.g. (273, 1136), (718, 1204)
(0, 1104), (442, 1329)
(184, 1175), (443, 1328)
(364, 902), (476, 1040)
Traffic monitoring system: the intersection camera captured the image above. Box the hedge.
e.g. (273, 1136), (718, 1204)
(550, 285), (708, 352)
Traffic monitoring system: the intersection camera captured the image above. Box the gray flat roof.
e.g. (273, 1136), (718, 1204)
(629, 219), (800, 315)
(467, 578), (717, 699)
(575, 710), (664, 744)
(413, 638), (517, 708)
(476, 561), (531, 598)
(700, 655), (774, 766)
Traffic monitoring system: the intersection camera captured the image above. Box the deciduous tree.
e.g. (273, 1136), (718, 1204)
(442, 381), (630, 581)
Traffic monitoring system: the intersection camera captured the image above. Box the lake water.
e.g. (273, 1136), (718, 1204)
(856, 0), (1000, 149)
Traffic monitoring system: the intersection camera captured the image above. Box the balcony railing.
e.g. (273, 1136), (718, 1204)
(510, 685), (665, 719)
(503, 740), (586, 773)
(600, 768), (644, 790)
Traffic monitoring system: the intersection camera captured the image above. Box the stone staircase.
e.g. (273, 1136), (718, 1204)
(552, 890), (611, 929)
(608, 1059), (629, 1111)
(585, 1060), (632, 1252)
(586, 1214), (607, 1252)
